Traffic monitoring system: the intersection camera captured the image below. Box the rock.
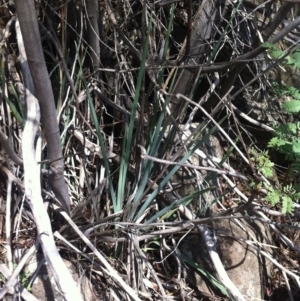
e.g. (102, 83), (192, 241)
(167, 123), (273, 299)
(169, 124), (224, 212)
(180, 216), (273, 300)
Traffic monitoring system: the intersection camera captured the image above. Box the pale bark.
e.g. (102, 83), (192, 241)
(15, 0), (71, 214)
(15, 19), (83, 301)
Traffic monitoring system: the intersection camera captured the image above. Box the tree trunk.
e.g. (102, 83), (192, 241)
(86, 0), (101, 77)
(15, 0), (71, 214)
(168, 0), (227, 121)
(16, 16), (82, 301)
(204, 1), (295, 112)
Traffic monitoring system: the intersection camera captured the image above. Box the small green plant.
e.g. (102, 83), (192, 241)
(268, 122), (300, 161)
(262, 42), (300, 69)
(271, 83), (300, 113)
(251, 148), (300, 214)
(263, 184), (300, 214)
(250, 148), (275, 179)
(249, 43), (300, 212)
(0, 273), (5, 282)
(267, 88), (300, 213)
(20, 271), (32, 292)
(267, 83), (300, 169)
(250, 43), (300, 213)
(13, 264), (32, 292)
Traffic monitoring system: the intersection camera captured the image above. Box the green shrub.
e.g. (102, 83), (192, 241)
(253, 43), (300, 213)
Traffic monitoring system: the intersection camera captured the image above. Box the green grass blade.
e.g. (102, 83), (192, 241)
(116, 14), (153, 212)
(74, 56), (116, 209)
(146, 187), (214, 224)
(4, 95), (24, 126)
(181, 254), (229, 297)
(134, 125), (218, 221)
(87, 88), (117, 208)
(9, 83), (23, 118)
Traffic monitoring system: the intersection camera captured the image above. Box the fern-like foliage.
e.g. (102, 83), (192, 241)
(264, 187), (281, 207)
(280, 86), (300, 113)
(259, 43), (300, 213)
(268, 122), (300, 161)
(262, 43), (300, 69)
(250, 148), (274, 178)
(264, 184), (300, 214)
(271, 84), (300, 113)
(282, 100), (300, 113)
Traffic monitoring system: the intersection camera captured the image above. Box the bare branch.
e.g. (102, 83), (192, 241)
(15, 18), (83, 301)
(15, 0), (71, 214)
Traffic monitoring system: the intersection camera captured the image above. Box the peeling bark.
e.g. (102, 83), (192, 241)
(16, 18), (82, 301)
(15, 0), (71, 214)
